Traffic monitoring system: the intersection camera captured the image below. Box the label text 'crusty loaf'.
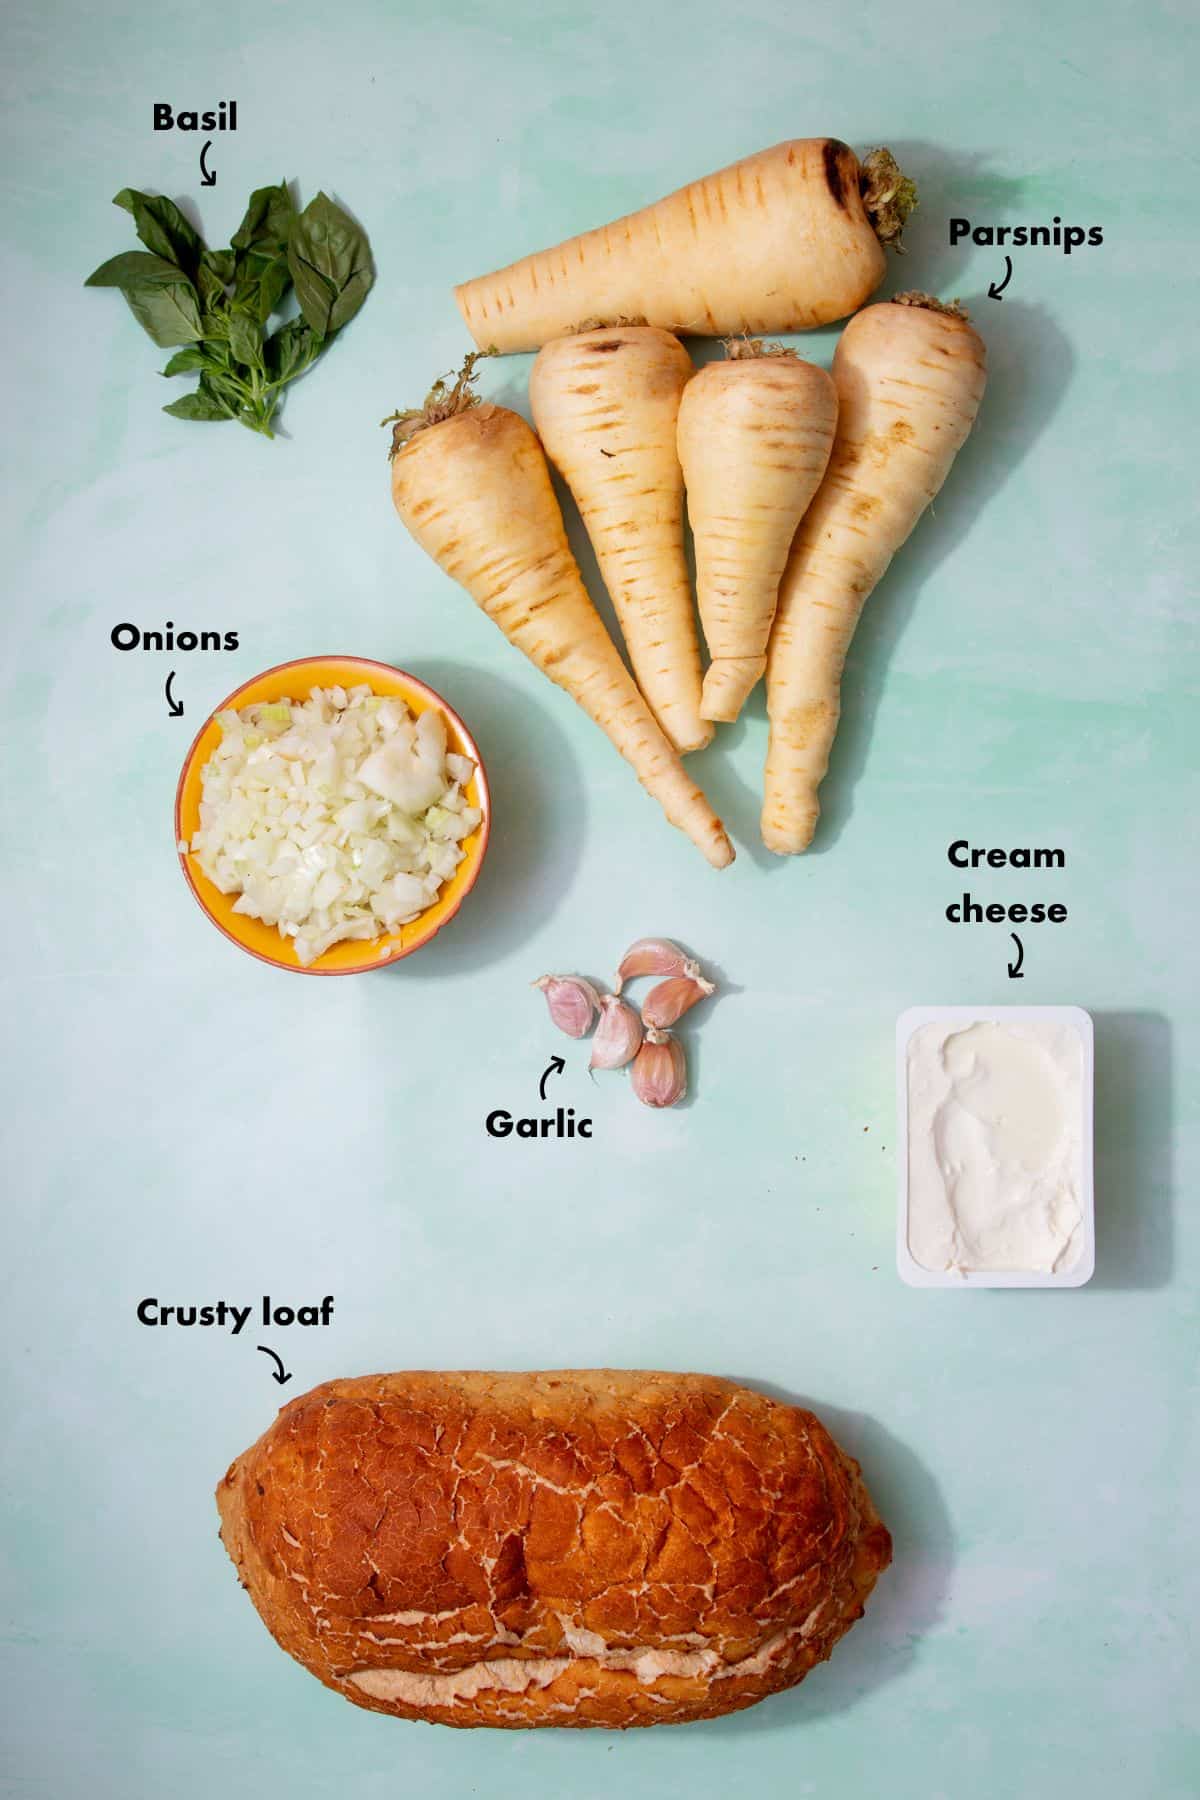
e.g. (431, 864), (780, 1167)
(136, 1296), (335, 1335)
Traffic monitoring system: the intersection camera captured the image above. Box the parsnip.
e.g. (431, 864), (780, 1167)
(677, 343), (838, 723)
(385, 371), (733, 869)
(456, 141), (916, 353)
(763, 296), (987, 853)
(530, 326), (709, 754)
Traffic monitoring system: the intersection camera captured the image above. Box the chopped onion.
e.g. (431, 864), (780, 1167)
(190, 684), (481, 965)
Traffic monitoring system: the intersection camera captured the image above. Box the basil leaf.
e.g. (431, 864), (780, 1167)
(231, 254), (261, 308)
(229, 310), (264, 370)
(286, 255), (336, 337)
(287, 192), (373, 337)
(328, 267), (372, 333)
(265, 319), (321, 385)
(202, 247), (236, 285)
(113, 188), (203, 280)
(85, 250), (187, 290)
(198, 262), (229, 313)
(163, 383), (233, 422)
(160, 346), (212, 376)
(232, 249), (291, 325)
(86, 249), (204, 343)
(255, 255), (292, 322)
(231, 181), (294, 252)
(122, 278), (204, 347)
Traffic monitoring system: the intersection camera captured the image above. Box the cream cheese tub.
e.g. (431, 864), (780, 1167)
(896, 1006), (1095, 1289)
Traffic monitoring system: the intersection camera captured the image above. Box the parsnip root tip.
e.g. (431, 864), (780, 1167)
(701, 656), (767, 724)
(708, 831), (736, 870)
(860, 148), (918, 250)
(761, 810), (818, 856)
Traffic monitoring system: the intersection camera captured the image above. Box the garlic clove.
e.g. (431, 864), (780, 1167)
(589, 994), (643, 1071)
(533, 974), (603, 1039)
(613, 936), (702, 994)
(641, 972), (716, 1030)
(630, 1026), (687, 1108)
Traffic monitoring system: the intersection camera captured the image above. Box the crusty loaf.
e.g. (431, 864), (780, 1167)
(217, 1369), (891, 1728)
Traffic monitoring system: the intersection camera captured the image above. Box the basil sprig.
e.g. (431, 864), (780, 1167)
(85, 183), (374, 439)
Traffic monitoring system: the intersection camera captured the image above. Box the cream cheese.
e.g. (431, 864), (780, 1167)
(907, 1017), (1083, 1275)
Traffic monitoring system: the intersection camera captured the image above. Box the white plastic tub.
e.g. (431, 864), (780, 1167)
(896, 1005), (1095, 1289)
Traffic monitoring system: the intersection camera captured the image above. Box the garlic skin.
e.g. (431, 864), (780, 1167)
(641, 973), (715, 1030)
(631, 1027), (687, 1108)
(589, 995), (643, 1071)
(533, 975), (602, 1039)
(614, 937), (702, 994)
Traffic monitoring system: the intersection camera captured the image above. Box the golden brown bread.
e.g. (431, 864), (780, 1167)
(217, 1369), (891, 1728)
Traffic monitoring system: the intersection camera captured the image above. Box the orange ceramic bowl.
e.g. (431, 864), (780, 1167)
(175, 656), (491, 974)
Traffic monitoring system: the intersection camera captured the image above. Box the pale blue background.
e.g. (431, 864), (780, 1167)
(2, 1), (1196, 1795)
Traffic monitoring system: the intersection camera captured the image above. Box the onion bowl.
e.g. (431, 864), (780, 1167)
(175, 656), (491, 974)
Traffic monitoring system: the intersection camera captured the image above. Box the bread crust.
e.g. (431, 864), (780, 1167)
(217, 1370), (891, 1728)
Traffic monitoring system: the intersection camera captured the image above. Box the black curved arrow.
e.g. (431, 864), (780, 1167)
(1007, 932), (1025, 979)
(165, 670), (183, 717)
(257, 1346), (292, 1386)
(200, 139), (216, 187)
(539, 1055), (565, 1100)
(988, 255), (1013, 300)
